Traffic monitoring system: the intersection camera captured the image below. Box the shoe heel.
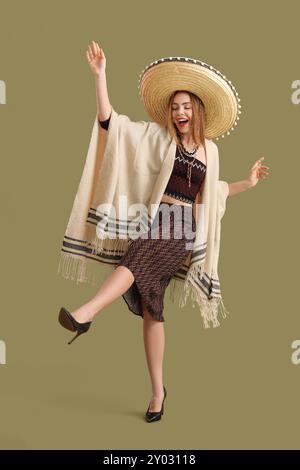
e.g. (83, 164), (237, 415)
(59, 306), (92, 344)
(68, 330), (84, 345)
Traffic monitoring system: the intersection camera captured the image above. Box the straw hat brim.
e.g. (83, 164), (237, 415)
(138, 58), (241, 140)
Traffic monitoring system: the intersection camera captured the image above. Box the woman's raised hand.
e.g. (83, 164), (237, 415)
(86, 41), (106, 76)
(247, 156), (270, 187)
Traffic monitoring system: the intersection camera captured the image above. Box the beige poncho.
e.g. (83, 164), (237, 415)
(57, 106), (230, 328)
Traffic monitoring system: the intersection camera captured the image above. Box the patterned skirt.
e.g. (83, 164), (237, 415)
(118, 201), (196, 322)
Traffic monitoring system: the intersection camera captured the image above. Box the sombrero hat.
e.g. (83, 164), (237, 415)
(138, 56), (242, 140)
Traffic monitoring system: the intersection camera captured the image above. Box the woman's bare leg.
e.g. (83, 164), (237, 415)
(143, 302), (165, 412)
(71, 266), (134, 323)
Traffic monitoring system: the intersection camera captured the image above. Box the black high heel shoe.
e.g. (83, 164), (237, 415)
(58, 307), (92, 345)
(145, 385), (167, 423)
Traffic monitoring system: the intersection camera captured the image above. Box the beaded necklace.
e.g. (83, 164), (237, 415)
(177, 141), (199, 188)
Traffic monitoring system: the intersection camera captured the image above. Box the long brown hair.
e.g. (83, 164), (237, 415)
(165, 90), (207, 155)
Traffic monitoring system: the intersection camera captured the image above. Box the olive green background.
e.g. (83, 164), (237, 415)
(0, 0), (299, 450)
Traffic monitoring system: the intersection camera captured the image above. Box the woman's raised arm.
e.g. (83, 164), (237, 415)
(86, 40), (112, 122)
(227, 156), (270, 196)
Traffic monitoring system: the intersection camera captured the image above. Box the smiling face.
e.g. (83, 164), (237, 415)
(171, 91), (193, 135)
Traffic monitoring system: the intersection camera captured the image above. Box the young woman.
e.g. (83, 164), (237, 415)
(58, 41), (270, 423)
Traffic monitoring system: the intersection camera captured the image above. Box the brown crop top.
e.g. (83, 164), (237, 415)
(98, 115), (206, 204)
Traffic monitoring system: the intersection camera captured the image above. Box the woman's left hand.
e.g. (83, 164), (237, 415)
(247, 156), (270, 188)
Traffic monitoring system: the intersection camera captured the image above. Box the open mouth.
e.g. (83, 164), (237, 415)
(177, 120), (189, 127)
